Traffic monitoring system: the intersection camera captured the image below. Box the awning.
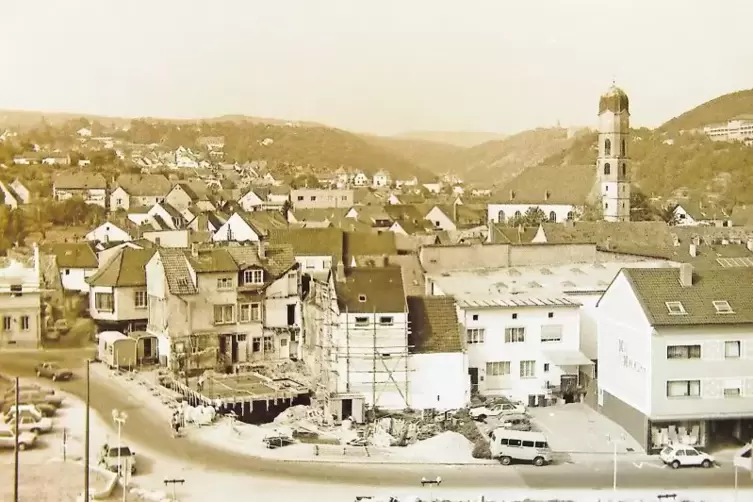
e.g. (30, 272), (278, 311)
(542, 350), (594, 366)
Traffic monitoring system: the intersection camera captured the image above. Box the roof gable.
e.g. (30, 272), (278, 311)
(407, 296), (462, 354)
(335, 267), (406, 313)
(158, 249), (197, 295)
(43, 242), (98, 269)
(88, 248), (156, 287)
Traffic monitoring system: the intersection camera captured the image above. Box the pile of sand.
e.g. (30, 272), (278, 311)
(400, 431), (475, 462)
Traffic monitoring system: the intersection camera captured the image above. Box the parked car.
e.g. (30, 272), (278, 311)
(263, 435), (295, 449)
(1, 400), (57, 417)
(99, 443), (137, 475)
(0, 428), (38, 450)
(35, 362), (73, 381)
(660, 445), (715, 469)
(500, 414), (533, 431)
(4, 405), (46, 422)
(489, 429), (552, 466)
(3, 413), (53, 434)
(470, 402), (526, 421)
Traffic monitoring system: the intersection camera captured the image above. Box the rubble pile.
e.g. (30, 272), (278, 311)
(272, 404), (331, 439)
(183, 404), (216, 425)
(401, 430), (475, 462)
(249, 359), (313, 386)
(371, 413), (443, 447)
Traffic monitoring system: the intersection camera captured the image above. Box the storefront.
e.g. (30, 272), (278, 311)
(650, 419), (707, 451)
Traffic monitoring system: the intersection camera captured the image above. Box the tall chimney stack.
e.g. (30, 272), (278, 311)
(336, 260), (346, 283)
(679, 263), (693, 287)
(257, 239), (267, 259)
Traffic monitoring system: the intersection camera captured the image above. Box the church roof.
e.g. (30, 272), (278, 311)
(599, 84), (630, 114)
(491, 164), (596, 206)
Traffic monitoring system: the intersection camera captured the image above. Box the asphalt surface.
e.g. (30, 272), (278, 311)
(2, 349), (752, 490)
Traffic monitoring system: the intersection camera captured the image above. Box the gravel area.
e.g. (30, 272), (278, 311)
(0, 461), (114, 502)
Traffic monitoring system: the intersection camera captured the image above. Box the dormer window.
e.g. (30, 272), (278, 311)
(358, 294), (367, 303)
(665, 301), (687, 315)
(713, 300), (734, 314)
(243, 269), (264, 285)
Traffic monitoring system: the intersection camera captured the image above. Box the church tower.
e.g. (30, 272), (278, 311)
(597, 83), (631, 222)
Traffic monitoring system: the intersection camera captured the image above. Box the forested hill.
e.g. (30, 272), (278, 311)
(659, 89), (753, 133)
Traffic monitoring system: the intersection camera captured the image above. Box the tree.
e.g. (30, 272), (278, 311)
(290, 174), (320, 189)
(509, 206), (547, 227)
(575, 202), (603, 222)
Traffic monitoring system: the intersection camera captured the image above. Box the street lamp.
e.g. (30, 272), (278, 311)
(606, 433), (625, 492)
(111, 409), (128, 502)
(420, 476), (442, 501)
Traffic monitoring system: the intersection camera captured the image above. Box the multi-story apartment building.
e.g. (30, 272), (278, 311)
(703, 115), (753, 145)
(145, 241), (300, 373)
(597, 264), (753, 452)
(0, 246), (42, 349)
(87, 248), (156, 334)
(290, 188), (354, 209)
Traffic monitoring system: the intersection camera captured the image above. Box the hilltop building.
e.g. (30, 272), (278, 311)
(488, 83), (632, 224)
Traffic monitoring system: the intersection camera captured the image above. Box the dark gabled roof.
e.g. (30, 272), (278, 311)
(237, 210), (288, 235)
(343, 231), (397, 262)
(87, 248), (156, 287)
(172, 181), (209, 201)
(187, 249), (238, 273)
(432, 204), (486, 226)
(43, 242), (98, 269)
(335, 267), (406, 314)
(161, 203), (184, 220)
(489, 224), (537, 244)
(384, 204), (425, 222)
(407, 296), (462, 354)
(54, 172), (107, 190)
(268, 228), (344, 262)
(622, 267), (753, 326)
(115, 174), (172, 197)
(491, 164), (596, 205)
(157, 249), (197, 295)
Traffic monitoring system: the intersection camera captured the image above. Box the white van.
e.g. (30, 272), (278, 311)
(489, 428), (553, 466)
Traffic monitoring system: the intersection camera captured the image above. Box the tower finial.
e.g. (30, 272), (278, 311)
(612, 75), (616, 86)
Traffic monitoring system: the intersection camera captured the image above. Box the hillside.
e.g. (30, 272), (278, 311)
(659, 88), (753, 133)
(528, 127), (753, 205)
(0, 109), (325, 131)
(361, 135), (463, 175)
(120, 120), (436, 181)
(394, 130), (507, 147)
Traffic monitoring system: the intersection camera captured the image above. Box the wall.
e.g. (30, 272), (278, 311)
(291, 189), (354, 209)
(212, 214), (261, 243)
(650, 326), (753, 420)
(596, 272), (652, 415)
(264, 271), (300, 328)
(424, 207), (456, 231)
(408, 352), (469, 410)
(297, 255), (333, 274)
(61, 267), (96, 293)
(488, 203), (575, 224)
(333, 311), (409, 410)
(192, 272), (241, 334)
(574, 294), (601, 360)
(143, 230), (189, 248)
(86, 223), (132, 243)
(462, 305), (581, 402)
(0, 290), (41, 349)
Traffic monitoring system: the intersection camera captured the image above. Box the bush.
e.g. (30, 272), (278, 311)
(472, 439), (491, 459)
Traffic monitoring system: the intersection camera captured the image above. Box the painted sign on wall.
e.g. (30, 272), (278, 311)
(618, 339), (646, 374)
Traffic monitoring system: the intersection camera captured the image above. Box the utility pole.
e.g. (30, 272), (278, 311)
(112, 409), (128, 502)
(84, 359), (90, 502)
(164, 479), (185, 501)
(13, 377), (20, 502)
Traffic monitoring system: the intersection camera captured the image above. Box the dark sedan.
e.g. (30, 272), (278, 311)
(35, 362), (73, 381)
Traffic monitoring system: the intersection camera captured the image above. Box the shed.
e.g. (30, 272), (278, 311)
(97, 331), (138, 370)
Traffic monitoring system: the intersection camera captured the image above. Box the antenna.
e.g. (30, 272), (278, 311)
(611, 75), (616, 86)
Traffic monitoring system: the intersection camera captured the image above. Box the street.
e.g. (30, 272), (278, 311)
(2, 349), (753, 491)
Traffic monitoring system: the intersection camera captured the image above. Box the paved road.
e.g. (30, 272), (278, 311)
(2, 349), (752, 490)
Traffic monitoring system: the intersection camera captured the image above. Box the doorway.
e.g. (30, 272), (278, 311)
(287, 304), (296, 326)
(279, 337), (290, 359)
(342, 399), (353, 420)
(468, 367), (479, 395)
(142, 337), (153, 360)
(231, 335), (239, 364)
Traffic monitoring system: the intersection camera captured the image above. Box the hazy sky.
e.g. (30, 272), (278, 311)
(1, 0), (751, 135)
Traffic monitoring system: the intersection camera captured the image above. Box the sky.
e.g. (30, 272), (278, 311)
(1, 0), (751, 136)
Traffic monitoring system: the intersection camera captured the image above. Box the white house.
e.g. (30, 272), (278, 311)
(672, 200), (730, 227)
(85, 221), (134, 243)
(53, 172), (108, 208)
(43, 242), (99, 293)
(174, 146), (199, 169)
(406, 296), (469, 410)
(352, 172), (369, 187)
(425, 205), (457, 231)
(372, 170), (391, 189)
(212, 212), (264, 243)
(422, 182), (442, 194)
(596, 264), (753, 452)
(488, 197), (576, 225)
(238, 188), (268, 212)
(77, 127), (92, 137)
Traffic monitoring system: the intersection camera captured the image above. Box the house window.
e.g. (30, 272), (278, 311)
(540, 325), (562, 343)
(354, 316), (369, 327)
(724, 341), (741, 359)
(504, 327), (526, 343)
(543, 363), (550, 373)
(497, 210), (505, 222)
(297, 196), (304, 201)
(472, 314), (479, 321)
(548, 211), (556, 223)
(724, 380), (742, 397)
(604, 138), (611, 156)
(342, 195), (347, 201)
(134, 290), (147, 309)
(95, 292), (114, 313)
(566, 211), (574, 220)
(243, 269), (263, 284)
(520, 360), (536, 378)
(511, 313), (518, 319)
(665, 301), (686, 315)
(2, 316), (10, 331)
(379, 316), (394, 326)
(65, 269), (70, 275)
(252, 337), (261, 352)
(239, 303), (261, 323)
(263, 336), (273, 352)
(217, 277), (233, 290)
(310, 196), (316, 201)
(667, 380), (701, 398)
(621, 163), (626, 176)
(713, 301), (734, 314)
(213, 304), (234, 324)
(486, 361), (510, 376)
(621, 139), (626, 156)
(604, 163), (611, 175)
(116, 198), (122, 206)
(10, 284), (22, 295)
(466, 328), (485, 344)
(667, 344), (701, 359)
(548, 312), (554, 318)
(20, 316), (29, 331)
(358, 295), (367, 302)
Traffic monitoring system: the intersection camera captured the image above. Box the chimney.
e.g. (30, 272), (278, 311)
(257, 239), (267, 259)
(689, 243), (697, 257)
(679, 263), (693, 287)
(453, 202), (458, 223)
(190, 243), (199, 257)
(544, 190), (550, 201)
(336, 261), (346, 283)
(382, 254), (389, 267)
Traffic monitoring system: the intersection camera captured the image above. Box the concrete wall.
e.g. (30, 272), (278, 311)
(461, 305), (581, 402)
(599, 388), (650, 451)
(596, 272), (652, 415)
(650, 326), (753, 420)
(409, 352), (470, 410)
(291, 189), (354, 209)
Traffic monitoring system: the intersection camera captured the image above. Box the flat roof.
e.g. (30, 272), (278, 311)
(428, 260), (676, 300)
(183, 373), (308, 400)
